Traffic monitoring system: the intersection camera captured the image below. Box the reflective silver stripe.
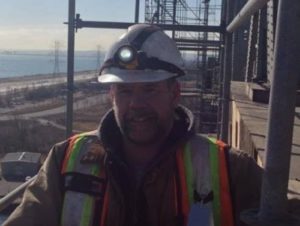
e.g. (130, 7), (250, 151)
(61, 135), (102, 226)
(188, 135), (212, 196)
(187, 135), (214, 226)
(61, 191), (94, 226)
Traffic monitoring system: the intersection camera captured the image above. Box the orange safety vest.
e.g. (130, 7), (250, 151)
(175, 137), (234, 226)
(60, 134), (234, 226)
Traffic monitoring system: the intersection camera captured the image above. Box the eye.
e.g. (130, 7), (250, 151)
(146, 88), (156, 93)
(117, 87), (131, 95)
(145, 85), (157, 93)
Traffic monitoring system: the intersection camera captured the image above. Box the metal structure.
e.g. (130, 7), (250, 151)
(219, 0), (233, 142)
(95, 45), (102, 75)
(226, 0), (270, 33)
(227, 0), (300, 225)
(0, 175), (37, 212)
(257, 0), (300, 222)
(145, 0), (223, 134)
(66, 0), (75, 138)
(53, 41), (61, 76)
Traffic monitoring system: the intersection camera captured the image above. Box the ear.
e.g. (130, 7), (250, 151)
(109, 85), (115, 103)
(172, 81), (181, 106)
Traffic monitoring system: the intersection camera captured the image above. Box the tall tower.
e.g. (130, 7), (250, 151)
(95, 45), (102, 75)
(53, 41), (61, 76)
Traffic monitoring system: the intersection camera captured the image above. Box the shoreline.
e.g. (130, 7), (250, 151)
(0, 70), (97, 83)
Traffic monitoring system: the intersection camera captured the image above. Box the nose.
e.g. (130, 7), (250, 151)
(129, 92), (147, 109)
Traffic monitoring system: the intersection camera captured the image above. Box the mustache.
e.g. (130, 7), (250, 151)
(125, 110), (156, 120)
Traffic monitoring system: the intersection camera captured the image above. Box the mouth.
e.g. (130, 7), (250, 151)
(126, 110), (156, 123)
(121, 112), (161, 145)
(130, 115), (154, 123)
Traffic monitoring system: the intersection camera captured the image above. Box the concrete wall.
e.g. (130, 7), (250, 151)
(231, 100), (262, 166)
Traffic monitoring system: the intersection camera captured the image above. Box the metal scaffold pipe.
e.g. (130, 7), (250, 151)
(66, 0), (76, 138)
(226, 0), (269, 33)
(259, 0), (300, 222)
(220, 0), (233, 142)
(0, 176), (37, 212)
(135, 0), (140, 23)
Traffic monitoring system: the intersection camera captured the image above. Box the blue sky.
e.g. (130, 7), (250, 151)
(0, 0), (145, 50)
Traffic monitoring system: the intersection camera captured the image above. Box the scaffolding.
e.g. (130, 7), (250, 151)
(145, 0), (223, 134)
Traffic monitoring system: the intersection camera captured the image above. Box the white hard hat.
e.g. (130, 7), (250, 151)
(98, 24), (185, 83)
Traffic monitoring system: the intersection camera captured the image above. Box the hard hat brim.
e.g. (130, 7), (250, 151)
(98, 67), (178, 84)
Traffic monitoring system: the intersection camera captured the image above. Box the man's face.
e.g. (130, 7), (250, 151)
(110, 79), (180, 146)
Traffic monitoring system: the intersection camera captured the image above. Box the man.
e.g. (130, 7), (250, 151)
(4, 24), (261, 226)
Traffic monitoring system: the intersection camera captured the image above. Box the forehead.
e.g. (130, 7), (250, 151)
(111, 80), (169, 90)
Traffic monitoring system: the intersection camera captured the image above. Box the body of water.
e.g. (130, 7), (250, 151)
(0, 50), (103, 78)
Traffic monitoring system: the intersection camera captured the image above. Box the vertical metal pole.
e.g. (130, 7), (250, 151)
(217, 47), (224, 139)
(259, 0), (300, 222)
(217, 0), (227, 139)
(245, 12), (259, 82)
(220, 0), (233, 142)
(66, 0), (75, 138)
(135, 0), (140, 23)
(156, 0), (160, 23)
(202, 0), (209, 88)
(255, 7), (267, 81)
(172, 0), (177, 39)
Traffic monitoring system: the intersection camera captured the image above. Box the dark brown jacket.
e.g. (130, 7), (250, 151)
(4, 107), (262, 226)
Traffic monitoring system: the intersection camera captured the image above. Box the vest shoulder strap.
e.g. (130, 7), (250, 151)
(207, 137), (234, 226)
(60, 133), (108, 226)
(176, 136), (234, 226)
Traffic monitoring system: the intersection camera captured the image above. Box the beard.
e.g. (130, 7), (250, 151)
(115, 109), (168, 146)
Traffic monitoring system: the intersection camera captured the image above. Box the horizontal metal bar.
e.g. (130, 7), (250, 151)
(76, 19), (223, 33)
(0, 175), (37, 212)
(226, 0), (270, 33)
(177, 42), (218, 47)
(174, 38), (222, 46)
(178, 46), (220, 51)
(176, 42), (221, 48)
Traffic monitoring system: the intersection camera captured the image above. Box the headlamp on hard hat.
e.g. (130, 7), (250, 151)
(117, 46), (135, 63)
(114, 45), (138, 69)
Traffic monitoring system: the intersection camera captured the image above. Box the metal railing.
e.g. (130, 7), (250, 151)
(226, 0), (270, 33)
(0, 176), (37, 212)
(224, 0), (300, 225)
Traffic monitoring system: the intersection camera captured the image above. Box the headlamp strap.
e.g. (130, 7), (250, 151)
(100, 57), (184, 76)
(131, 26), (161, 50)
